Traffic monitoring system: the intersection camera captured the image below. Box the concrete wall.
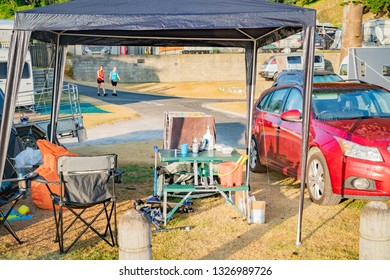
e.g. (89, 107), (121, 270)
(71, 52), (342, 83)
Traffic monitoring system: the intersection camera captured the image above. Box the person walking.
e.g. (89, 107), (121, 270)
(97, 65), (107, 96)
(109, 66), (121, 96)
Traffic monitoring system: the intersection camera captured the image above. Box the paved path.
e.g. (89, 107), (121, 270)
(60, 82), (248, 149)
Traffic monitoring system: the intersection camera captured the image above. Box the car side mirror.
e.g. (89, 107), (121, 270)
(281, 109), (302, 122)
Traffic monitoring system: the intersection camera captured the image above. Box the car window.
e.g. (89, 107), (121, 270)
(278, 73), (301, 85)
(284, 88), (302, 112)
(314, 55), (323, 63)
(313, 87), (390, 120)
(287, 56), (301, 64)
(257, 92), (272, 110)
(313, 74), (343, 83)
(339, 64), (348, 76)
(0, 62), (30, 79)
(266, 88), (289, 114)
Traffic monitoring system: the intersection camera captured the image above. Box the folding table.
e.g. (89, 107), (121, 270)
(159, 149), (249, 225)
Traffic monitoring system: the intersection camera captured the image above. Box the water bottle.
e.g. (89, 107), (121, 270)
(192, 138), (199, 154)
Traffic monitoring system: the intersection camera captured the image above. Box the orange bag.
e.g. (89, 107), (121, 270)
(30, 140), (79, 210)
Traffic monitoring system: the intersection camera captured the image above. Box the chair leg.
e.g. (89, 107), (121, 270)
(56, 202), (116, 254)
(52, 201), (60, 243)
(0, 210), (23, 244)
(59, 205), (65, 254)
(0, 195), (23, 244)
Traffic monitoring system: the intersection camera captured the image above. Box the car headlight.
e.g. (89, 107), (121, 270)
(334, 136), (383, 162)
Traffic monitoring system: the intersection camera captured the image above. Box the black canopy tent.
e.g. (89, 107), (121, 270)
(0, 0), (316, 245)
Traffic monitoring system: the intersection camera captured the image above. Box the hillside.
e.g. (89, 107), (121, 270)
(306, 0), (385, 27)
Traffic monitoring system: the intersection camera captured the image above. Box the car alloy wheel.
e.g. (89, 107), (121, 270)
(308, 158), (324, 201)
(249, 135), (267, 173)
(307, 147), (341, 206)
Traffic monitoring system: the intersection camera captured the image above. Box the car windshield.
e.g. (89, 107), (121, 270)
(273, 72), (343, 86)
(312, 87), (390, 120)
(313, 74), (343, 83)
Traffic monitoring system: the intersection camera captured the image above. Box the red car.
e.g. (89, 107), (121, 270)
(250, 82), (390, 205)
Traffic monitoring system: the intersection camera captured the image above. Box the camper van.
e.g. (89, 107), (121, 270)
(0, 49), (35, 107)
(363, 19), (390, 47)
(338, 47), (390, 89)
(259, 53), (325, 80)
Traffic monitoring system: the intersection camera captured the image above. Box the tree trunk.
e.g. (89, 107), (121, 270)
(340, 1), (364, 63)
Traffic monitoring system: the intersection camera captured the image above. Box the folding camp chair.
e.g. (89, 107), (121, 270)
(37, 154), (118, 254)
(0, 176), (28, 244)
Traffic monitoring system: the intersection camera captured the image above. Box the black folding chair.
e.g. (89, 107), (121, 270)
(0, 176), (28, 244)
(37, 154), (118, 254)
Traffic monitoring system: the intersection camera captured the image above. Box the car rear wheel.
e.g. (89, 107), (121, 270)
(249, 135), (267, 173)
(272, 72), (278, 81)
(306, 147), (341, 206)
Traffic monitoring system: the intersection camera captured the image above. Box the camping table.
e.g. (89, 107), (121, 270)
(159, 149), (249, 225)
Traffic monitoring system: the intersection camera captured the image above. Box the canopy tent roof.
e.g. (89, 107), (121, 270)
(14, 0), (316, 47)
(1, 0), (317, 245)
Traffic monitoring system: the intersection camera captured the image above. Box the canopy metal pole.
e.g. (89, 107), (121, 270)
(0, 31), (31, 184)
(243, 41), (258, 221)
(245, 40), (258, 187)
(296, 26), (316, 246)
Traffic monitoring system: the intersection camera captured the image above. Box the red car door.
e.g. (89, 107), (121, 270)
(256, 88), (290, 168)
(275, 87), (303, 178)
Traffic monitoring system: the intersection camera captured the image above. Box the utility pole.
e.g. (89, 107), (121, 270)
(340, 0), (364, 62)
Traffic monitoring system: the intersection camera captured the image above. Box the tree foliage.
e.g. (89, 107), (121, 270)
(267, 0), (389, 18)
(363, 0), (389, 18)
(0, 0), (70, 18)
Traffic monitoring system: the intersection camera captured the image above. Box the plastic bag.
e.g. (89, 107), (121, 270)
(14, 147), (43, 169)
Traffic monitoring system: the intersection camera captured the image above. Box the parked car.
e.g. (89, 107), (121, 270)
(272, 70), (343, 87)
(250, 82), (390, 205)
(82, 46), (111, 55)
(259, 53), (325, 81)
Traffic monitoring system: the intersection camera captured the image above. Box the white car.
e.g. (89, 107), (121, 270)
(82, 46), (111, 55)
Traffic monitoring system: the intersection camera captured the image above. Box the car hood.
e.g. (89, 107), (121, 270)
(318, 118), (390, 144)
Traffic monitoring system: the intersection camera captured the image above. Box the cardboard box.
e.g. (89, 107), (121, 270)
(250, 200), (266, 223)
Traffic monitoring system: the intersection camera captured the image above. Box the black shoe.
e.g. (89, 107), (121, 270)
(112, 93), (117, 96)
(103, 93), (108, 96)
(97, 93), (101, 96)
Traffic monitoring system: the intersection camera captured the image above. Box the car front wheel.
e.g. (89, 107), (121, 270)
(249, 135), (267, 173)
(306, 147), (341, 206)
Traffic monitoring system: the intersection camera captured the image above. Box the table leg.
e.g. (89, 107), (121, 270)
(163, 189), (168, 226)
(209, 162), (214, 186)
(193, 161), (198, 186)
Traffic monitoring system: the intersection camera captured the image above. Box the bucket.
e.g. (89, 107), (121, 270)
(250, 200), (266, 223)
(217, 156), (248, 188)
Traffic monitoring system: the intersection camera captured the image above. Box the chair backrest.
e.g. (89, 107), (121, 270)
(57, 154), (117, 204)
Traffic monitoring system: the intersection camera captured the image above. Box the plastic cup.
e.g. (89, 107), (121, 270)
(180, 143), (189, 156)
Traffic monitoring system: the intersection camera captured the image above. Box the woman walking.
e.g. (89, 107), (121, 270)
(109, 66), (121, 96)
(97, 65), (107, 96)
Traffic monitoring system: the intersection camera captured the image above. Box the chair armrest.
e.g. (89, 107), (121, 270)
(113, 169), (124, 184)
(26, 173), (60, 185)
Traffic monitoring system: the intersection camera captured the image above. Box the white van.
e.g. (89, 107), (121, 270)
(259, 53), (325, 80)
(0, 48), (35, 107)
